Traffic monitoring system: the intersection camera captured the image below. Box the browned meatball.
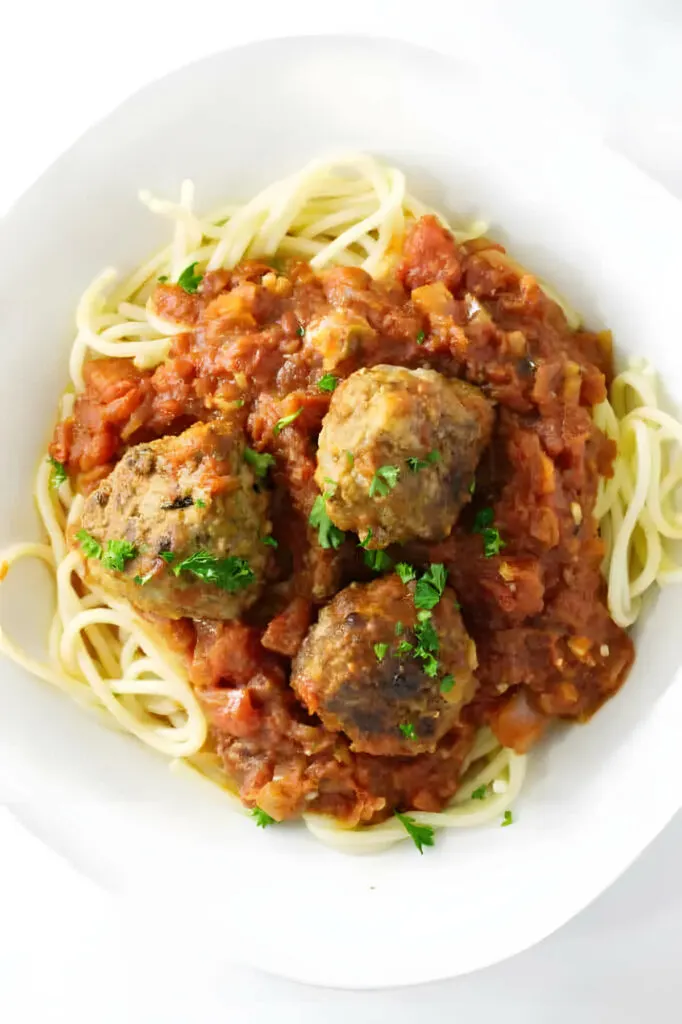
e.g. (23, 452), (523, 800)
(315, 364), (494, 548)
(77, 421), (271, 619)
(291, 574), (478, 756)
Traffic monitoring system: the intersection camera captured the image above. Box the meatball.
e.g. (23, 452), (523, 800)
(315, 365), (494, 547)
(291, 574), (478, 756)
(77, 421), (270, 620)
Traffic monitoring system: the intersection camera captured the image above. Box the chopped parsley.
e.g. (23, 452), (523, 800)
(322, 477), (337, 498)
(373, 642), (389, 662)
(399, 722), (417, 741)
(177, 262), (203, 294)
(406, 450), (441, 473)
(413, 613), (440, 677)
(364, 549), (393, 572)
(134, 570), (155, 587)
(48, 455), (67, 488)
(469, 477), (476, 495)
(195, 498), (206, 508)
(440, 674), (455, 694)
(309, 495), (345, 550)
(244, 447), (276, 478)
(414, 563), (447, 610)
(317, 373), (338, 392)
(102, 539), (137, 572)
(395, 621), (404, 636)
(296, 324), (305, 338)
(75, 529), (103, 560)
(359, 529), (373, 548)
(345, 450), (355, 467)
(397, 639), (414, 655)
(159, 550), (176, 564)
(501, 810), (514, 827)
(416, 330), (426, 345)
(395, 562), (416, 584)
(395, 812), (435, 854)
(160, 495), (193, 511)
(251, 807), (276, 828)
(261, 535), (278, 548)
(273, 408), (303, 436)
(472, 507), (506, 558)
(172, 551), (255, 591)
(369, 464), (400, 498)
(157, 275), (169, 283)
(471, 785), (487, 800)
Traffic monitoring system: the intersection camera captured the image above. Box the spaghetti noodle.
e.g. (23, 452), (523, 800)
(1, 154), (680, 852)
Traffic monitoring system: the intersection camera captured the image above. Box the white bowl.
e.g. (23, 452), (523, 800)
(1, 35), (682, 989)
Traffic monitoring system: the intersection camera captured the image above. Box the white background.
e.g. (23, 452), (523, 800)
(1, 1), (681, 1020)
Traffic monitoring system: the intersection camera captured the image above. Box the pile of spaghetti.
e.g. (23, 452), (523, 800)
(2, 154), (681, 854)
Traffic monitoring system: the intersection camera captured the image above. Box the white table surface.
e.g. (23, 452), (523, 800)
(2, 2), (681, 1020)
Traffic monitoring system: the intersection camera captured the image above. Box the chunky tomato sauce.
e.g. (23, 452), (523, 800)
(52, 216), (633, 823)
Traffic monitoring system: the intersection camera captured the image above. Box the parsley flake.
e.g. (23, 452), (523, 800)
(472, 507), (506, 558)
(48, 455), (67, 488)
(251, 807), (276, 828)
(261, 535), (278, 548)
(296, 324), (305, 338)
(359, 529), (373, 549)
(374, 642), (389, 662)
(397, 640), (414, 655)
(414, 563), (447, 610)
(369, 464), (400, 498)
(395, 562), (416, 584)
(440, 674), (455, 694)
(177, 262), (203, 294)
(244, 447), (276, 478)
(195, 498), (206, 508)
(157, 275), (169, 283)
(273, 408), (303, 436)
(172, 551), (255, 592)
(471, 785), (487, 800)
(395, 812), (435, 854)
(469, 477), (476, 495)
(309, 496), (345, 550)
(399, 722), (417, 741)
(345, 450), (355, 467)
(317, 373), (338, 393)
(395, 621), (404, 636)
(134, 570), (155, 587)
(364, 549), (393, 572)
(501, 810), (514, 827)
(416, 330), (426, 345)
(75, 529), (102, 560)
(159, 550), (176, 564)
(406, 450), (441, 473)
(102, 539), (137, 572)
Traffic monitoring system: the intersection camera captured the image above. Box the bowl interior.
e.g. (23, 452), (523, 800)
(1, 35), (682, 988)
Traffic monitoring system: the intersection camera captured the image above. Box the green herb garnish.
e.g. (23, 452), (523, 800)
(364, 549), (393, 572)
(172, 551), (255, 591)
(251, 807), (276, 828)
(75, 529), (102, 560)
(397, 640), (414, 655)
(374, 642), (389, 662)
(369, 464), (400, 498)
(159, 550), (176, 564)
(273, 408), (303, 436)
(416, 330), (426, 345)
(195, 498), (206, 508)
(158, 275), (169, 283)
(471, 785), (487, 800)
(317, 373), (338, 392)
(134, 570), (155, 586)
(296, 325), (305, 338)
(414, 563), (447, 610)
(501, 810), (514, 827)
(261, 536), (278, 548)
(395, 621), (404, 636)
(395, 812), (435, 854)
(395, 562), (416, 584)
(440, 674), (455, 694)
(244, 447), (276, 478)
(177, 262), (203, 294)
(309, 495), (345, 550)
(48, 455), (67, 488)
(102, 539), (137, 572)
(472, 507), (505, 558)
(345, 450), (355, 466)
(399, 723), (417, 741)
(406, 450), (441, 473)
